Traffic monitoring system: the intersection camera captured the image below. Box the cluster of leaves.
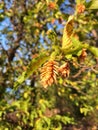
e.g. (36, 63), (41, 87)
(0, 0), (98, 129)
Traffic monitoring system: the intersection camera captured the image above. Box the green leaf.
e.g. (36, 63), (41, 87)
(87, 0), (98, 9)
(53, 115), (61, 120)
(14, 53), (49, 89)
(65, 54), (72, 59)
(61, 116), (74, 124)
(45, 0), (50, 4)
(62, 37), (83, 55)
(62, 15), (74, 49)
(51, 122), (62, 130)
(35, 117), (50, 130)
(76, 0), (85, 4)
(83, 43), (98, 57)
(88, 46), (98, 57)
(47, 30), (57, 45)
(80, 106), (93, 116)
(57, 0), (64, 6)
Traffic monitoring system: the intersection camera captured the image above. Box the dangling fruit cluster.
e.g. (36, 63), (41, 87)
(48, 2), (56, 10)
(59, 62), (70, 78)
(40, 60), (59, 88)
(79, 48), (87, 61)
(40, 60), (70, 88)
(77, 4), (85, 14)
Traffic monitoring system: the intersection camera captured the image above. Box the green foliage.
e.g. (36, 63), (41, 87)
(87, 0), (98, 9)
(0, 0), (98, 129)
(76, 0), (85, 4)
(14, 52), (49, 89)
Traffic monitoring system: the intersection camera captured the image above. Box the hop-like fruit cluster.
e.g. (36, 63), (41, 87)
(59, 62), (70, 78)
(77, 4), (85, 14)
(40, 60), (59, 88)
(48, 2), (56, 10)
(79, 48), (87, 61)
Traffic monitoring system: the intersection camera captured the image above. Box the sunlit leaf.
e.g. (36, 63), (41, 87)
(88, 46), (98, 57)
(76, 0), (85, 4)
(62, 15), (74, 49)
(88, 0), (98, 9)
(14, 53), (49, 88)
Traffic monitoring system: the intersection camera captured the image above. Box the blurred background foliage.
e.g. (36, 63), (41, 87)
(0, 0), (98, 129)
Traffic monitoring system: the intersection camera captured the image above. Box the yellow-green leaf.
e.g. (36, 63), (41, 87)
(88, 46), (98, 57)
(76, 0), (85, 4)
(62, 15), (74, 49)
(88, 0), (98, 9)
(14, 53), (49, 89)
